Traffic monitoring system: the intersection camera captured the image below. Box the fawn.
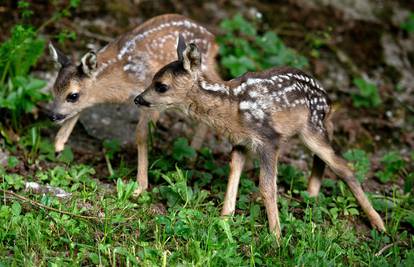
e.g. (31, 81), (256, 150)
(48, 14), (220, 196)
(134, 35), (386, 238)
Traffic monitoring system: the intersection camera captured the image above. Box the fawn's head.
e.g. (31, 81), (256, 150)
(134, 34), (201, 110)
(49, 43), (101, 123)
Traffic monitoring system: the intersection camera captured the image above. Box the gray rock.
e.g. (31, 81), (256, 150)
(79, 103), (140, 145)
(302, 0), (382, 22)
(319, 60), (351, 100)
(390, 7), (412, 28)
(25, 182), (72, 199)
(381, 33), (414, 98)
(382, 34), (406, 69)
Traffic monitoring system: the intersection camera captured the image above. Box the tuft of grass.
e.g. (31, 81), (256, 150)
(0, 25), (48, 129)
(351, 77), (382, 108)
(375, 151), (406, 184)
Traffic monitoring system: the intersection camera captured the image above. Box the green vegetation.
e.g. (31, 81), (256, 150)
(217, 14), (308, 77)
(0, 25), (48, 129)
(375, 151), (406, 184)
(0, 4), (413, 266)
(1, 119), (413, 265)
(351, 77), (382, 108)
(401, 12), (414, 33)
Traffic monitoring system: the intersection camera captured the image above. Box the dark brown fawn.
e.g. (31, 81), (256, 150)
(48, 14), (220, 196)
(135, 35), (386, 238)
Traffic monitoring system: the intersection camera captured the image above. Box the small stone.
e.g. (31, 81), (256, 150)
(79, 103), (139, 146)
(0, 149), (9, 167)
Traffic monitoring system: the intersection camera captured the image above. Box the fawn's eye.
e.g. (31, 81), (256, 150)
(66, 92), (79, 103)
(154, 82), (169, 93)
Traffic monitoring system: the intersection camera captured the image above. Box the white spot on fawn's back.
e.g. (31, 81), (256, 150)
(200, 80), (229, 94)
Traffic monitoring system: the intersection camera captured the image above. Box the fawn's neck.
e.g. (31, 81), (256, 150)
(189, 73), (235, 111)
(89, 46), (152, 104)
(185, 74), (241, 134)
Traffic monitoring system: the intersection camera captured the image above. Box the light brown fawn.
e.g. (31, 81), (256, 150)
(48, 14), (220, 196)
(135, 35), (386, 238)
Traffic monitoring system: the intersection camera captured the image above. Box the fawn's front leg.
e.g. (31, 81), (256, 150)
(54, 114), (80, 154)
(133, 110), (160, 197)
(221, 145), (246, 216)
(258, 146), (281, 239)
(190, 122), (209, 150)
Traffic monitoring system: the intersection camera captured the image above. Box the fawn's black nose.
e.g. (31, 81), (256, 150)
(49, 113), (66, 122)
(134, 95), (151, 107)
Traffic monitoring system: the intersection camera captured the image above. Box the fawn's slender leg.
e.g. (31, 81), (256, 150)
(307, 119), (333, 196)
(221, 145), (246, 216)
(307, 155), (325, 196)
(133, 110), (160, 197)
(55, 114), (80, 153)
(300, 126), (385, 231)
(190, 122), (208, 150)
(258, 146), (281, 239)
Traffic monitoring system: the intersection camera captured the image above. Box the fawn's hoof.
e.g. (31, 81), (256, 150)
(133, 187), (145, 198)
(307, 188), (320, 198)
(370, 213), (386, 232)
(55, 143), (65, 154)
(372, 219), (386, 232)
(220, 205), (236, 217)
(55, 151), (63, 158)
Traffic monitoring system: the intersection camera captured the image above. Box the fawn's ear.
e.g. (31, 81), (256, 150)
(177, 33), (187, 62)
(49, 42), (71, 67)
(182, 43), (201, 73)
(80, 51), (97, 76)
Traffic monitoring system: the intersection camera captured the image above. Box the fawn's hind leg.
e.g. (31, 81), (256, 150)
(307, 118), (333, 197)
(258, 146), (281, 239)
(221, 146), (246, 216)
(300, 126), (385, 231)
(308, 155), (326, 197)
(133, 110), (160, 197)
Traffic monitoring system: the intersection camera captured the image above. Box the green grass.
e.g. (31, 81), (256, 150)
(0, 133), (413, 266)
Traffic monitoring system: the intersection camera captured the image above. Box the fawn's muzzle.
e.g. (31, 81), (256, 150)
(49, 113), (67, 122)
(134, 95), (151, 107)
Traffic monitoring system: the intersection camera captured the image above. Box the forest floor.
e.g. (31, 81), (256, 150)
(0, 0), (413, 265)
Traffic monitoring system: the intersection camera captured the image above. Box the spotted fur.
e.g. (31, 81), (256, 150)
(49, 14), (221, 203)
(136, 41), (385, 237)
(197, 67), (331, 135)
(51, 14), (219, 110)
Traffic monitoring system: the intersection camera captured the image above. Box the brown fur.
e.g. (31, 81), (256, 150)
(49, 14), (220, 197)
(136, 40), (386, 238)
(271, 107), (309, 137)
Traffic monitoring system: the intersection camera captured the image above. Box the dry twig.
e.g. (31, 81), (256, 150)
(375, 241), (403, 257)
(1, 189), (140, 225)
(0, 189), (101, 221)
